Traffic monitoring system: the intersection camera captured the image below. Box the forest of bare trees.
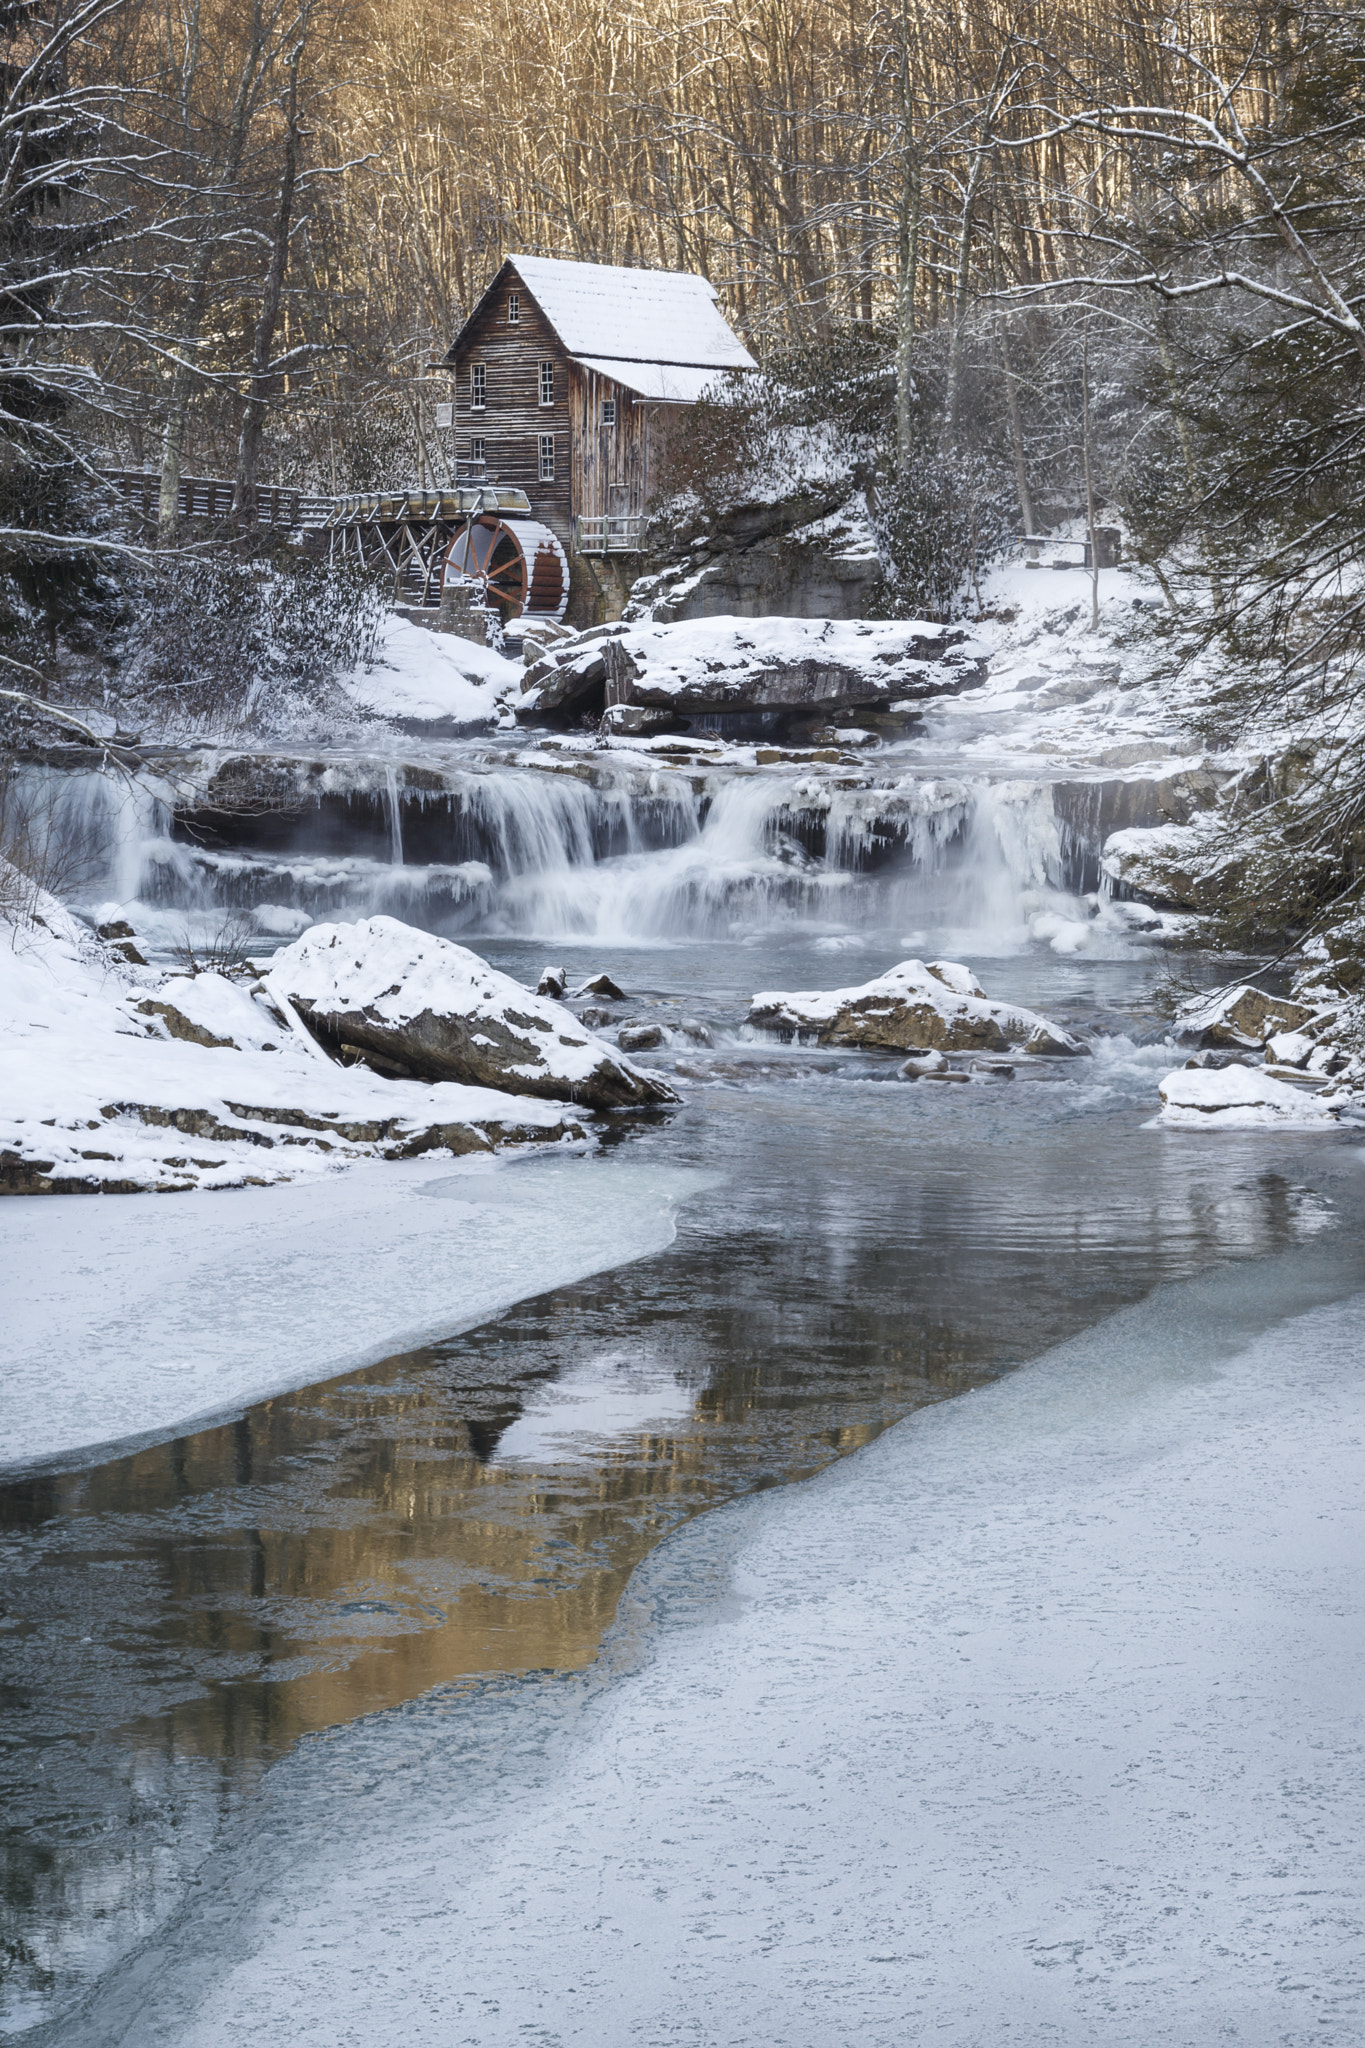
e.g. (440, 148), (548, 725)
(4, 0), (1365, 726)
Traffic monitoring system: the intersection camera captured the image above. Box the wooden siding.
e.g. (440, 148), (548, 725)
(447, 284), (573, 543)
(568, 366), (652, 527)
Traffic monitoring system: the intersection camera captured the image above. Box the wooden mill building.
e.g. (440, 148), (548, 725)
(439, 255), (756, 562)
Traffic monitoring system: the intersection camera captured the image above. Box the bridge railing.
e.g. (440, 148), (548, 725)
(104, 471), (334, 532)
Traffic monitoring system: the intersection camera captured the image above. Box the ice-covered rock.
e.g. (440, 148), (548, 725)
(748, 959), (1087, 1056)
(262, 919), (677, 1110)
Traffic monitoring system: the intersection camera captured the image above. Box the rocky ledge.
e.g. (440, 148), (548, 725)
(519, 615), (986, 732)
(0, 888), (672, 1196)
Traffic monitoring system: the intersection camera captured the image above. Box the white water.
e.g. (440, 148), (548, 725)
(26, 754), (1155, 959)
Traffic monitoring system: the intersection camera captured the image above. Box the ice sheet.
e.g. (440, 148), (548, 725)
(0, 1155), (709, 1470)
(61, 1233), (1365, 2046)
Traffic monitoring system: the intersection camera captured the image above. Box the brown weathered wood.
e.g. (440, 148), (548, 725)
(447, 279), (573, 543)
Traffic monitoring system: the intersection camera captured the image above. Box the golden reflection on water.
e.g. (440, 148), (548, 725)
(74, 1354), (924, 1765)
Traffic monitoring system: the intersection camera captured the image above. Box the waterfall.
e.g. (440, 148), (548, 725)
(9, 765), (171, 911)
(19, 751), (1145, 956)
(382, 765), (404, 867)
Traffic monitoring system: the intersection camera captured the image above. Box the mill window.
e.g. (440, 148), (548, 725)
(470, 436), (485, 466)
(508, 290), (520, 323)
(539, 433), (555, 481)
(602, 398), (616, 427)
(539, 361), (554, 407)
(470, 362), (486, 410)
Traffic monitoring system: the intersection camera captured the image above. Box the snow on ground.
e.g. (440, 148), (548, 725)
(0, 1150), (710, 1471)
(341, 612), (523, 730)
(0, 891), (591, 1193)
(64, 1235), (1365, 2046)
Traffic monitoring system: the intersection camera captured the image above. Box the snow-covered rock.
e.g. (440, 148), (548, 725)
(341, 612), (523, 735)
(1101, 818), (1242, 909)
(519, 616), (985, 726)
(747, 959), (1087, 1056)
(261, 919), (678, 1110)
(628, 495), (884, 625)
(1174, 984), (1314, 1050)
(1156, 1065), (1338, 1126)
(0, 883), (589, 1194)
(602, 616), (984, 720)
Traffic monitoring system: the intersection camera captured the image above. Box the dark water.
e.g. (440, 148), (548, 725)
(2, 938), (1360, 2036)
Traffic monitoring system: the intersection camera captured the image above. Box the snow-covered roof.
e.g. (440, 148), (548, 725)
(448, 256), (756, 372)
(571, 356), (736, 403)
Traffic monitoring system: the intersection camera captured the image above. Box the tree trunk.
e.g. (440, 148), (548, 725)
(1081, 318), (1100, 631)
(234, 41), (303, 526)
(894, 17), (920, 473)
(998, 321), (1034, 535)
(157, 0), (275, 543)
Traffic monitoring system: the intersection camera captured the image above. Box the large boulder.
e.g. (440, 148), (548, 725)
(262, 919), (678, 1110)
(599, 615), (983, 721)
(629, 498), (884, 625)
(1156, 1065), (1336, 1125)
(748, 959), (1087, 1055)
(1100, 820), (1243, 910)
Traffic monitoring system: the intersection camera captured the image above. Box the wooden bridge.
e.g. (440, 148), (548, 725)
(106, 470), (334, 534)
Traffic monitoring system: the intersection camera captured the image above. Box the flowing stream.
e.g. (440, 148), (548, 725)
(4, 726), (1362, 2038)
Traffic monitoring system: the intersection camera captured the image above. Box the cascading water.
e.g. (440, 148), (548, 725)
(18, 746), (1150, 958)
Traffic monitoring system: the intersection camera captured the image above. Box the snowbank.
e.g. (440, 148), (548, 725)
(0, 895), (589, 1194)
(749, 957), (1086, 1055)
(0, 1153), (709, 1470)
(65, 1265), (1365, 2045)
(342, 612), (522, 731)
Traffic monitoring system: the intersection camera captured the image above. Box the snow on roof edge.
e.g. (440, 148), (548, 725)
(444, 255), (755, 370)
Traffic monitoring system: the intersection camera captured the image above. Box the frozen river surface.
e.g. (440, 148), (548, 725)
(59, 1262), (1365, 2047)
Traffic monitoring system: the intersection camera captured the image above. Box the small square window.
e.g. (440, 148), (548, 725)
(538, 433), (555, 482)
(508, 291), (520, 324)
(470, 436), (485, 466)
(470, 362), (486, 410)
(602, 398), (616, 427)
(539, 361), (554, 406)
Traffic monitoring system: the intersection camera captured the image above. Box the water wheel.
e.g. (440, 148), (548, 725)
(444, 516), (569, 623)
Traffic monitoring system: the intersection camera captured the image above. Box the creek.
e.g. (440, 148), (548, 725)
(3, 715), (1361, 2039)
